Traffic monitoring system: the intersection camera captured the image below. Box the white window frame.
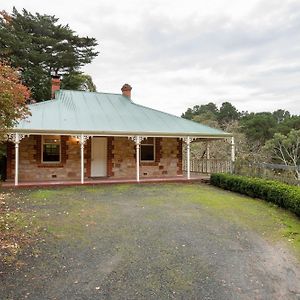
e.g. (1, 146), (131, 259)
(42, 135), (61, 163)
(140, 137), (155, 162)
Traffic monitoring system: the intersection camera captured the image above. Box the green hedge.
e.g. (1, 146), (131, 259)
(210, 173), (300, 216)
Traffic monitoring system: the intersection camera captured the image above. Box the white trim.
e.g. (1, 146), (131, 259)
(15, 133), (228, 141)
(128, 136), (146, 144)
(41, 135), (61, 163)
(9, 130), (232, 139)
(140, 137), (156, 162)
(186, 136), (191, 180)
(7, 133), (28, 143)
(7, 133), (27, 186)
(206, 142), (210, 160)
(15, 138), (19, 186)
(79, 134), (84, 184)
(231, 137), (235, 162)
(136, 141), (140, 182)
(76, 135), (91, 184)
(91, 137), (108, 177)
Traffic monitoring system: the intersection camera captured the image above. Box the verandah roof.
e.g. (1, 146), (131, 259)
(14, 90), (231, 138)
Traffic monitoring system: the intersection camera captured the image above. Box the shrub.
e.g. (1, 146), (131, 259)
(210, 173), (300, 216)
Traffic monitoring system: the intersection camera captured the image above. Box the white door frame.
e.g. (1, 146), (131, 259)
(91, 137), (107, 177)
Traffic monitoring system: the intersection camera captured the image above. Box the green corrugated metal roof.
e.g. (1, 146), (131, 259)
(14, 90), (230, 137)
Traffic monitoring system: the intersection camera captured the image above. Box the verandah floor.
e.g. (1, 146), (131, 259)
(1, 173), (210, 188)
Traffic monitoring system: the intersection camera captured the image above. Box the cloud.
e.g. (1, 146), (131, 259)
(2, 0), (300, 115)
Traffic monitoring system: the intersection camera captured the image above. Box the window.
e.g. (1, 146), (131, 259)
(140, 137), (155, 162)
(42, 135), (61, 163)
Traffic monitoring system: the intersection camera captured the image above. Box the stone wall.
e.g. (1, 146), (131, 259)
(112, 137), (136, 178)
(7, 135), (81, 181)
(112, 137), (182, 178)
(7, 135), (183, 181)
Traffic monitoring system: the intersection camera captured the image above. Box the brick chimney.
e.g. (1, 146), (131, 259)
(51, 75), (61, 99)
(121, 83), (132, 98)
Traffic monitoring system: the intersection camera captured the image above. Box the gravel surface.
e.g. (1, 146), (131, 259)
(1, 183), (300, 299)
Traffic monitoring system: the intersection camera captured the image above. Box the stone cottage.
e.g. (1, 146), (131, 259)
(5, 80), (232, 186)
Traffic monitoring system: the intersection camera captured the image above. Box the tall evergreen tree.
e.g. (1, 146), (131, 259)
(181, 102), (219, 120)
(0, 8), (98, 101)
(218, 102), (240, 126)
(240, 112), (277, 144)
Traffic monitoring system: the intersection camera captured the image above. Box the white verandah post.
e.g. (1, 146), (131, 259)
(231, 136), (235, 173)
(206, 141), (210, 173)
(206, 142), (210, 160)
(186, 136), (191, 180)
(8, 133), (26, 186)
(80, 134), (85, 184)
(129, 136), (144, 182)
(78, 135), (90, 184)
(14, 133), (20, 186)
(136, 136), (141, 182)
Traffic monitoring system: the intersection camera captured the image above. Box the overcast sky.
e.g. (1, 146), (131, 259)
(3, 0), (300, 116)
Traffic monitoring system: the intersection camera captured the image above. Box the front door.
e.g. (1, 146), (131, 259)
(91, 138), (107, 177)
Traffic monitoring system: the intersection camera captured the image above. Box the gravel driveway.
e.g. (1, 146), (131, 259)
(1, 183), (300, 299)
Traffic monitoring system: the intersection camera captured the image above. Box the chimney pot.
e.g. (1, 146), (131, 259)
(51, 75), (61, 99)
(121, 83), (132, 98)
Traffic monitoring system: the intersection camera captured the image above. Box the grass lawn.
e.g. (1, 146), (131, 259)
(1, 183), (300, 299)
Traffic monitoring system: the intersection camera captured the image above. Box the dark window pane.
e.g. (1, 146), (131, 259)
(141, 145), (154, 161)
(43, 144), (60, 162)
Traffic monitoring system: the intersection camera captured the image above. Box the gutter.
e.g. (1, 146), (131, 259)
(6, 128), (233, 139)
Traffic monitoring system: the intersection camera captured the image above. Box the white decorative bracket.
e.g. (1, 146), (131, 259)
(74, 135), (91, 145)
(128, 136), (146, 144)
(7, 133), (28, 144)
(180, 136), (198, 144)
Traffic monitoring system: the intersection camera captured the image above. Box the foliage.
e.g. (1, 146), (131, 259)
(233, 161), (298, 186)
(61, 71), (97, 92)
(181, 102), (218, 119)
(217, 102), (240, 128)
(276, 116), (300, 135)
(273, 109), (290, 124)
(0, 61), (30, 140)
(210, 173), (300, 216)
(240, 112), (277, 144)
(192, 112), (219, 128)
(263, 130), (300, 180)
(182, 100), (300, 164)
(189, 121), (248, 161)
(0, 8), (98, 101)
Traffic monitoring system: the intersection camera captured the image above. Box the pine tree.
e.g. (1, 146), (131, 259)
(0, 8), (98, 101)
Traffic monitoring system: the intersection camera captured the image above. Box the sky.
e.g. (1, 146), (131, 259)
(3, 0), (300, 116)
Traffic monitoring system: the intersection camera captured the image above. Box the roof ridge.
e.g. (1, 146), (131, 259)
(28, 90), (125, 106)
(59, 89), (123, 96)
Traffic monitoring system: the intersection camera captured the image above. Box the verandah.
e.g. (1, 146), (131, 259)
(6, 133), (235, 186)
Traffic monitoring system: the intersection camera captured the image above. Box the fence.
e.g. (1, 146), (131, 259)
(182, 159), (300, 186)
(183, 159), (232, 174)
(234, 162), (300, 186)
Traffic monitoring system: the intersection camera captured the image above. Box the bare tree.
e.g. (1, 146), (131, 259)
(264, 129), (300, 180)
